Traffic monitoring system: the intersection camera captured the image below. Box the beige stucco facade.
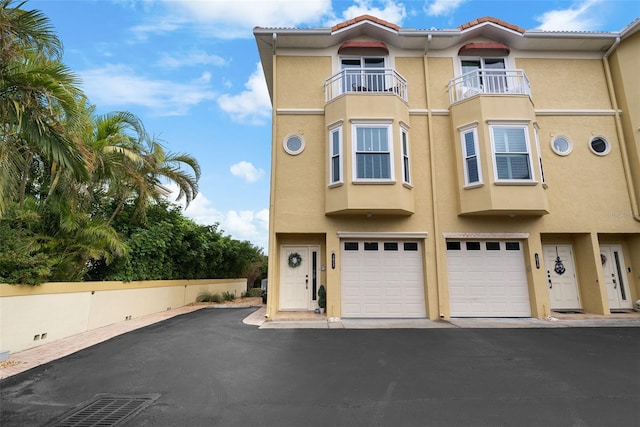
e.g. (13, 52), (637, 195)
(255, 16), (640, 321)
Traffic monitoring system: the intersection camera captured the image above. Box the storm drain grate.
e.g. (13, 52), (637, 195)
(50, 394), (160, 427)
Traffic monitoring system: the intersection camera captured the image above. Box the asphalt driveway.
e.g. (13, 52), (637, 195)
(1, 308), (639, 427)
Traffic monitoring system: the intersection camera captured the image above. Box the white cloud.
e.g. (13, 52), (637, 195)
(157, 50), (228, 68)
(217, 63), (271, 125)
(535, 0), (603, 31)
(134, 0), (332, 40)
(230, 161), (265, 183)
(326, 0), (406, 26)
(131, 17), (184, 41)
(79, 64), (217, 116)
(178, 192), (269, 251)
(225, 209), (269, 249)
(424, 0), (467, 17)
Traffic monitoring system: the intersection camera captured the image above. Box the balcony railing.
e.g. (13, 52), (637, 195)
(324, 68), (408, 103)
(448, 69), (531, 104)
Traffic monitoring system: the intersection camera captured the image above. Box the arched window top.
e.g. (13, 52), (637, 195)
(338, 41), (388, 54)
(458, 42), (510, 57)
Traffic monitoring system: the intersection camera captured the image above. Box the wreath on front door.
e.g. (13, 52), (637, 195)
(288, 252), (302, 268)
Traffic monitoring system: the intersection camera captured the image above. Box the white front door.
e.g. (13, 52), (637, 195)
(543, 245), (581, 310)
(600, 244), (633, 310)
(279, 246), (319, 311)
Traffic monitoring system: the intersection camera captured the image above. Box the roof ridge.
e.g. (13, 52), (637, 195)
(459, 16), (526, 34)
(331, 14), (400, 32)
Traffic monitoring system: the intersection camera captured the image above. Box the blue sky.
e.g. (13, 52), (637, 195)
(28, 0), (638, 252)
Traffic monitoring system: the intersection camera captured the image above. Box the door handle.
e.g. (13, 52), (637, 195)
(612, 274), (617, 289)
(305, 275), (308, 289)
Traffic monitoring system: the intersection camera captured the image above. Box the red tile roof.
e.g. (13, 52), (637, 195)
(331, 15), (400, 32)
(459, 17), (525, 34)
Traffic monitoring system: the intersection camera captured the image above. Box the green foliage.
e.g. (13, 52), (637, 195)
(196, 292), (213, 302)
(0, 2), (263, 285)
(243, 288), (262, 297)
(222, 291), (236, 301)
(318, 285), (327, 309)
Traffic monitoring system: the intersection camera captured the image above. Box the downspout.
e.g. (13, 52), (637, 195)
(424, 34), (446, 319)
(602, 36), (640, 221)
(266, 33), (278, 318)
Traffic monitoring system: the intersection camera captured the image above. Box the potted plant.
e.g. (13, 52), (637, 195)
(317, 285), (326, 314)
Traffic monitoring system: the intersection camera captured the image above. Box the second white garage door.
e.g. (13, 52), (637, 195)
(446, 240), (531, 317)
(341, 240), (426, 318)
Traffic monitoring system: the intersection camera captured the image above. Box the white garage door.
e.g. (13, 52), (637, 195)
(446, 240), (531, 317)
(341, 240), (426, 318)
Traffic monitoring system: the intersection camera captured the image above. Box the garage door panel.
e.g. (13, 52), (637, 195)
(342, 240), (426, 318)
(447, 240), (531, 317)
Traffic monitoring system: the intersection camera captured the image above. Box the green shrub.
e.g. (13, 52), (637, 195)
(222, 291), (236, 301)
(211, 293), (223, 303)
(245, 288), (262, 297)
(196, 292), (213, 302)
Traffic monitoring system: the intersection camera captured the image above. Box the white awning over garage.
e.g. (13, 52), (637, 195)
(341, 240), (427, 318)
(446, 240), (531, 317)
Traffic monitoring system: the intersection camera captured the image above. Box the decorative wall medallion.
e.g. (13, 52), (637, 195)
(288, 252), (302, 268)
(554, 246), (566, 275)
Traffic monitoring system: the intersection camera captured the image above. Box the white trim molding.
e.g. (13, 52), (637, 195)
(338, 231), (429, 239)
(443, 232), (530, 239)
(409, 109), (450, 116)
(277, 108), (324, 115)
(534, 109), (618, 116)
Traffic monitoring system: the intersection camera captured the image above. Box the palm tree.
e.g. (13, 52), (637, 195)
(0, 0), (87, 216)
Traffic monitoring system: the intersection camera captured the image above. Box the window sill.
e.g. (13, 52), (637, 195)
(328, 182), (344, 189)
(352, 179), (396, 185)
(402, 182), (413, 189)
(493, 180), (538, 186)
(463, 182), (484, 190)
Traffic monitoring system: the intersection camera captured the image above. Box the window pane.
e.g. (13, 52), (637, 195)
(446, 241), (461, 250)
(466, 157), (479, 183)
(466, 241), (481, 250)
(332, 156), (340, 182)
(493, 127), (527, 152)
(364, 242), (379, 251)
(344, 242), (358, 250)
(403, 157), (410, 182)
(384, 242), (398, 251)
(486, 242), (500, 250)
(364, 57), (385, 68)
(332, 132), (340, 155)
(497, 154), (531, 180)
(505, 242), (520, 251)
(403, 242), (418, 251)
(357, 153), (390, 179)
(464, 132), (475, 156)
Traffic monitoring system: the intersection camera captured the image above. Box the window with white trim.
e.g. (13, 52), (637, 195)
(490, 125), (534, 181)
(353, 124), (393, 181)
(329, 125), (342, 185)
(400, 127), (411, 185)
(461, 127), (481, 186)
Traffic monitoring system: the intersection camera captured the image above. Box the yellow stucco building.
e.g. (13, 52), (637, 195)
(254, 15), (640, 321)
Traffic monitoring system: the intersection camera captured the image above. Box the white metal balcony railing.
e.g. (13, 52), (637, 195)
(448, 69), (531, 104)
(324, 68), (408, 103)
